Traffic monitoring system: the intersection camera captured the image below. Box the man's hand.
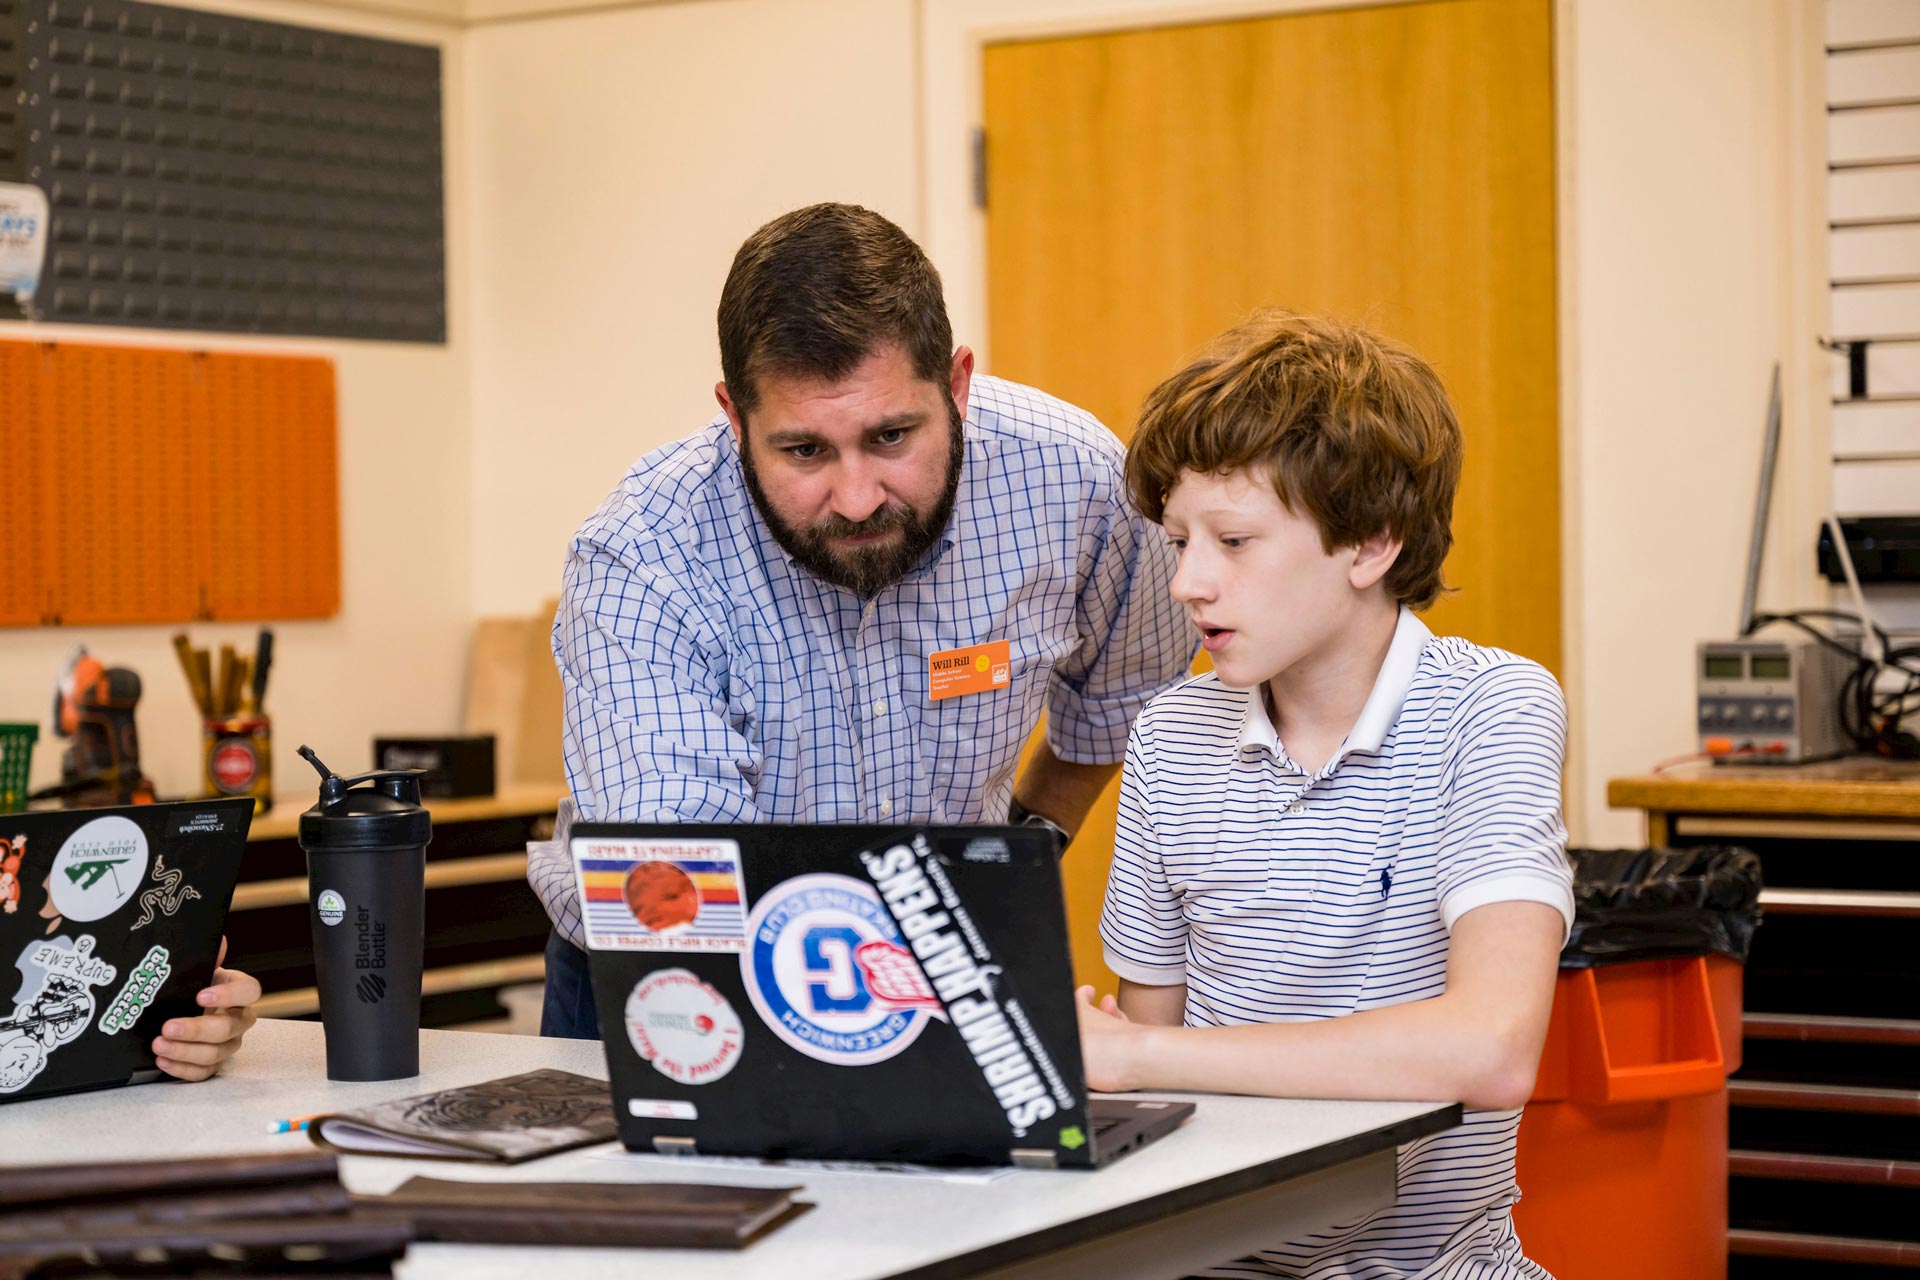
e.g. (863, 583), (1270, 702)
(153, 938), (261, 1082)
(1075, 984), (1146, 1093)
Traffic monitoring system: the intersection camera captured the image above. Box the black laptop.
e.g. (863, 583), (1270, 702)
(571, 823), (1195, 1169)
(0, 798), (253, 1103)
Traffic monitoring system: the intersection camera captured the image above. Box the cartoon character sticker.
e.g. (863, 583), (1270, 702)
(0, 935), (117, 1094)
(0, 836), (23, 914)
(739, 873), (938, 1066)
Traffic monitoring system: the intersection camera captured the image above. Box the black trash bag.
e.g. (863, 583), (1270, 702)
(1560, 846), (1763, 969)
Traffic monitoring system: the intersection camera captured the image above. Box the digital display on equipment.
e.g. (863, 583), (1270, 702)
(1750, 655), (1791, 681)
(1703, 655), (1744, 679)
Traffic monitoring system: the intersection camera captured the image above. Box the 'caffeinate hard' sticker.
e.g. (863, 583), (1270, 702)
(573, 838), (746, 952)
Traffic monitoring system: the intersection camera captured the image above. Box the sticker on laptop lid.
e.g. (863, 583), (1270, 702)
(49, 816), (149, 923)
(0, 835), (25, 916)
(740, 872), (937, 1067)
(573, 838), (747, 952)
(1, 935), (117, 1094)
(624, 968), (743, 1086)
(131, 856), (202, 932)
(628, 1097), (699, 1121)
(100, 945), (170, 1035)
(857, 837), (1078, 1138)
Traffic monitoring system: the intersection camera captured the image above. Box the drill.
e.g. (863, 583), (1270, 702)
(46, 646), (156, 808)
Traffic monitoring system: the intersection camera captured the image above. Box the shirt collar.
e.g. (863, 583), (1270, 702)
(1235, 607), (1433, 763)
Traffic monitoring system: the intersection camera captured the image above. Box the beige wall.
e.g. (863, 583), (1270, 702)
(1558, 0), (1828, 845)
(920, 0), (1826, 846)
(462, 0), (922, 616)
(0, 0), (472, 803)
(2, 0), (1827, 842)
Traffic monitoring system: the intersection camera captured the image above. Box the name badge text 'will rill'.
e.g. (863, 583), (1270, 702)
(928, 641), (1011, 701)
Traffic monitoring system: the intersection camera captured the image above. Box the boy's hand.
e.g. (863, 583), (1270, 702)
(1075, 984), (1144, 1093)
(153, 938), (261, 1082)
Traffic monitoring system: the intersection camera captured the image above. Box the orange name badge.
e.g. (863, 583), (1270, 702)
(928, 640), (1012, 701)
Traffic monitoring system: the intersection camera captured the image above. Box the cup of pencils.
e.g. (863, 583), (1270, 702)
(176, 630), (275, 815)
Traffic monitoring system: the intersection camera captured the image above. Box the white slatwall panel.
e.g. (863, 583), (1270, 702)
(1832, 281), (1920, 336)
(1831, 162), (1920, 221)
(1831, 3), (1920, 515)
(1830, 105), (1920, 166)
(1830, 46), (1920, 107)
(1832, 223), (1920, 280)
(1831, 341), (1920, 399)
(1833, 458), (1920, 512)
(1833, 397), (1920, 454)
(1830, 0), (1920, 47)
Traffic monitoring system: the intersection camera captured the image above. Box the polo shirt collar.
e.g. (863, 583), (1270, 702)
(1235, 607), (1434, 762)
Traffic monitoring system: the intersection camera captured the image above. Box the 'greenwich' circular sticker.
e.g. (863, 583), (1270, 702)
(316, 890), (346, 926)
(49, 816), (150, 922)
(624, 968), (744, 1086)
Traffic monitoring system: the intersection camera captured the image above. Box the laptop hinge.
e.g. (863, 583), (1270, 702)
(651, 1136), (698, 1156)
(1009, 1148), (1057, 1170)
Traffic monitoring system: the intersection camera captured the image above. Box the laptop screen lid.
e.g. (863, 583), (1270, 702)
(1, 798), (253, 1103)
(573, 823), (1102, 1167)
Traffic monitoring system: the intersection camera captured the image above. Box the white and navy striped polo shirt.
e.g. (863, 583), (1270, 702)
(1100, 607), (1573, 1280)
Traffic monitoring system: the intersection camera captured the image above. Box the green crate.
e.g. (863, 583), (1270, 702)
(0, 723), (38, 814)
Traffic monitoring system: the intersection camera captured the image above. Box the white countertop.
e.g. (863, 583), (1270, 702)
(4, 1019), (1457, 1279)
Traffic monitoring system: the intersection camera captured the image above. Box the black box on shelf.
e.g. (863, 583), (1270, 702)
(373, 735), (497, 799)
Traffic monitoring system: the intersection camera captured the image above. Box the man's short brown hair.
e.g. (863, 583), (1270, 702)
(718, 203), (953, 418)
(1125, 310), (1463, 611)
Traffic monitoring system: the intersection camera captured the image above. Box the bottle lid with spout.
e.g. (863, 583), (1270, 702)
(296, 745), (433, 851)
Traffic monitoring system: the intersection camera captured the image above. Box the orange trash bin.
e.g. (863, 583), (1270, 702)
(1513, 954), (1744, 1280)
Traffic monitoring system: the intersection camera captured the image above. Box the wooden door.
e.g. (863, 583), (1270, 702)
(985, 0), (1559, 989)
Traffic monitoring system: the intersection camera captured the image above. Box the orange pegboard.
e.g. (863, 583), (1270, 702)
(0, 339), (340, 626)
(0, 343), (52, 627)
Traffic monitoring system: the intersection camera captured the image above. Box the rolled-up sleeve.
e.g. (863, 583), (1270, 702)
(1047, 477), (1195, 765)
(531, 530), (763, 945)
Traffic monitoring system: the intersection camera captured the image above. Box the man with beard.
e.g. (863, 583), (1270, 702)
(530, 203), (1196, 1037)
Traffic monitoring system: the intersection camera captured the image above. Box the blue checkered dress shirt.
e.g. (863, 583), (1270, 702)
(528, 376), (1196, 946)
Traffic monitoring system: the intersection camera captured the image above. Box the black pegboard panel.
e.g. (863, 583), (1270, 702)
(17, 0), (444, 342)
(1, 0), (25, 180)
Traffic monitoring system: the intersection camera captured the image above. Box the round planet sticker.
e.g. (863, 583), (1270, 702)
(623, 861), (700, 934)
(624, 968), (744, 1086)
(49, 815), (150, 922)
(317, 889), (346, 926)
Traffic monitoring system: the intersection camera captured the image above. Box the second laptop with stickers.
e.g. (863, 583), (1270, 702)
(0, 798), (253, 1104)
(569, 823), (1195, 1168)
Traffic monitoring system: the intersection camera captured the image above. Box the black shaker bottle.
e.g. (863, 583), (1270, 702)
(297, 745), (431, 1081)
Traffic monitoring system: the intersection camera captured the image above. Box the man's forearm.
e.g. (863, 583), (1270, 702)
(1012, 740), (1120, 837)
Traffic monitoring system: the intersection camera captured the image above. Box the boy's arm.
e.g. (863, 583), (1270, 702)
(1078, 900), (1562, 1110)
